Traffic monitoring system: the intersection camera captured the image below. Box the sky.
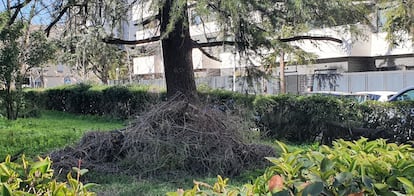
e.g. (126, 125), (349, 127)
(1, 0), (57, 25)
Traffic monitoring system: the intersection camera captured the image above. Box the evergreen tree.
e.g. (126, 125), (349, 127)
(58, 28), (126, 85)
(102, 0), (372, 96)
(378, 0), (414, 45)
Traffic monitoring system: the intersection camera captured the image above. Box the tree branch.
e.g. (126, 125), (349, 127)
(102, 35), (341, 66)
(45, 6), (69, 36)
(280, 36), (343, 43)
(197, 41), (237, 47)
(134, 14), (160, 26)
(44, 2), (88, 36)
(191, 40), (221, 62)
(102, 34), (342, 47)
(194, 35), (343, 47)
(103, 37), (224, 62)
(8, 0), (32, 25)
(102, 36), (161, 45)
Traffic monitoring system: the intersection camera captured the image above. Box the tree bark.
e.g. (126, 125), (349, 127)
(160, 0), (197, 100)
(5, 83), (16, 120)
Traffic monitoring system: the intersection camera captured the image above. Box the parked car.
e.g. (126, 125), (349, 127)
(303, 91), (352, 97)
(388, 86), (414, 117)
(353, 91), (396, 102)
(388, 86), (414, 102)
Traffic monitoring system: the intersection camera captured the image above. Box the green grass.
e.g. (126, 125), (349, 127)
(89, 172), (252, 196)
(0, 111), (310, 195)
(0, 110), (124, 159)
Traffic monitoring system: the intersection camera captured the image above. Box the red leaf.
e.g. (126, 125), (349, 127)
(268, 175), (284, 192)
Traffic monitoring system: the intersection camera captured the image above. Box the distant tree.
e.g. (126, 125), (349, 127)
(58, 28), (126, 85)
(0, 0), (56, 119)
(0, 21), (22, 120)
(0, 21), (55, 119)
(87, 39), (126, 85)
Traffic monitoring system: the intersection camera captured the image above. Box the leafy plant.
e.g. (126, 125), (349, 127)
(0, 155), (96, 195)
(257, 138), (414, 195)
(166, 175), (242, 196)
(167, 138), (414, 195)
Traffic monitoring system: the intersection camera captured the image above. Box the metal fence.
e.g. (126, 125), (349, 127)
(129, 70), (414, 94)
(318, 70), (414, 93)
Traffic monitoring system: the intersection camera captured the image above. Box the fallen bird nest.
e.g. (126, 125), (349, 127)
(51, 96), (276, 177)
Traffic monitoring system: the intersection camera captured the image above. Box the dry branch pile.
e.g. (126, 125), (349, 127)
(51, 96), (276, 177)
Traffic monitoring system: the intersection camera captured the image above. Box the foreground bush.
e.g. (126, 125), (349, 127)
(169, 138), (414, 195)
(0, 155), (96, 195)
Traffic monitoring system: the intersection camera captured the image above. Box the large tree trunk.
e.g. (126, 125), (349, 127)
(160, 0), (197, 100)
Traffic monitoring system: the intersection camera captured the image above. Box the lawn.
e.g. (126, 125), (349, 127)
(0, 110), (124, 159)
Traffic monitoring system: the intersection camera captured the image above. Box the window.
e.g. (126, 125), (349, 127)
(406, 66), (414, 70)
(395, 90), (414, 101)
(34, 78), (42, 88)
(191, 10), (202, 25)
(190, 8), (217, 26)
(64, 76), (71, 85)
(377, 8), (387, 30)
(57, 64), (64, 73)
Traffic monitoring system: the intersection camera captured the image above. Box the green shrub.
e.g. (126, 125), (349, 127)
(100, 85), (157, 119)
(198, 88), (255, 111)
(168, 138), (414, 196)
(0, 155), (96, 195)
(357, 101), (414, 143)
(20, 89), (45, 117)
(254, 94), (414, 144)
(253, 94), (357, 143)
(257, 138), (414, 195)
(26, 84), (159, 119)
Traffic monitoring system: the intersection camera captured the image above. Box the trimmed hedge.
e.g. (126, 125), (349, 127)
(21, 84), (414, 144)
(254, 94), (356, 143)
(25, 84), (160, 119)
(357, 101), (414, 144)
(255, 94), (414, 144)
